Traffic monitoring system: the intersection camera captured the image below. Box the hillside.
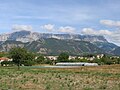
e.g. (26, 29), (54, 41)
(111, 47), (120, 56)
(26, 38), (104, 55)
(0, 38), (104, 55)
(0, 30), (119, 55)
(93, 42), (119, 54)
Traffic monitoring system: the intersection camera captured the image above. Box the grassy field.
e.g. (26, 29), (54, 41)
(0, 65), (120, 90)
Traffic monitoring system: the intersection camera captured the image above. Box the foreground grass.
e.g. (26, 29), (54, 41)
(0, 65), (120, 90)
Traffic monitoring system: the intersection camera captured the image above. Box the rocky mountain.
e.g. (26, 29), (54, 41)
(111, 47), (120, 56)
(0, 30), (107, 43)
(93, 42), (119, 54)
(0, 30), (119, 55)
(0, 38), (104, 55)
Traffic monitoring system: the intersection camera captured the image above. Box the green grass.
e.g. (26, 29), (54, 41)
(0, 65), (120, 90)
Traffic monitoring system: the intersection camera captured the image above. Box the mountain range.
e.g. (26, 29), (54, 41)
(0, 30), (119, 55)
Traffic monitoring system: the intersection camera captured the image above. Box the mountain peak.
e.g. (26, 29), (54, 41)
(0, 31), (108, 43)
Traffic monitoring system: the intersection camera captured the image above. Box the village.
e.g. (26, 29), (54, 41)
(0, 53), (120, 67)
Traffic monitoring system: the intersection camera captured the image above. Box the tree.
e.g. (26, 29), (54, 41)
(116, 58), (120, 64)
(9, 47), (27, 69)
(57, 53), (69, 62)
(22, 52), (36, 66)
(9, 47), (35, 69)
(35, 55), (45, 64)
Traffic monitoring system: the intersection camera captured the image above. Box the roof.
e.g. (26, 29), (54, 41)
(56, 62), (98, 66)
(0, 57), (9, 61)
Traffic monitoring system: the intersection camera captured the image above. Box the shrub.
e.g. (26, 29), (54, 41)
(1, 61), (14, 66)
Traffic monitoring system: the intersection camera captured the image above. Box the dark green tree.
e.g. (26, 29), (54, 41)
(57, 53), (69, 62)
(35, 55), (45, 64)
(1, 61), (14, 66)
(22, 52), (35, 66)
(9, 47), (35, 69)
(9, 47), (27, 69)
(117, 58), (120, 64)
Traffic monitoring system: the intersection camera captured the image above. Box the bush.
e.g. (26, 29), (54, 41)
(1, 61), (14, 66)
(22, 60), (35, 66)
(57, 53), (69, 62)
(35, 55), (45, 64)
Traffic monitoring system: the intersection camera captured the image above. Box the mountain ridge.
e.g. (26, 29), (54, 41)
(0, 30), (119, 55)
(0, 30), (108, 43)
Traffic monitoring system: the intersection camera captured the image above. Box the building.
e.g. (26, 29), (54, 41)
(56, 62), (98, 66)
(68, 56), (76, 60)
(45, 56), (58, 60)
(0, 57), (12, 63)
(96, 54), (104, 59)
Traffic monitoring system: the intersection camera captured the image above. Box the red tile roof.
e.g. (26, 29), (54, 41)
(0, 57), (9, 61)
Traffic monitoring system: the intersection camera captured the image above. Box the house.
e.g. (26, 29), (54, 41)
(78, 56), (84, 59)
(96, 54), (104, 59)
(0, 57), (12, 63)
(68, 56), (76, 60)
(87, 56), (95, 61)
(45, 56), (58, 60)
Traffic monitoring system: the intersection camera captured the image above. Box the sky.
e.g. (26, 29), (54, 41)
(0, 0), (120, 45)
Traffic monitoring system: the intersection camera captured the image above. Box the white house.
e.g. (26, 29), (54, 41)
(45, 56), (58, 60)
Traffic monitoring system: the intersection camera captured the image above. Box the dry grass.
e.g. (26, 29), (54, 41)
(0, 65), (120, 90)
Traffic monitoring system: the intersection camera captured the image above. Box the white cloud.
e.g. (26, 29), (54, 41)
(41, 24), (54, 32)
(58, 26), (75, 34)
(41, 24), (76, 33)
(81, 28), (112, 35)
(100, 20), (120, 27)
(109, 30), (120, 42)
(12, 25), (33, 31)
(81, 27), (120, 46)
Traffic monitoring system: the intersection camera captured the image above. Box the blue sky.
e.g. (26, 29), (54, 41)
(0, 0), (120, 45)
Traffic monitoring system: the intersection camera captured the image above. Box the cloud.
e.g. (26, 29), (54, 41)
(41, 24), (76, 33)
(109, 30), (120, 43)
(12, 25), (33, 31)
(58, 26), (75, 34)
(81, 27), (120, 46)
(41, 24), (54, 32)
(81, 28), (112, 35)
(100, 20), (120, 27)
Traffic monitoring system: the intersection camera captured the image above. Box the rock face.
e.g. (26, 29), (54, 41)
(111, 47), (120, 55)
(0, 38), (104, 55)
(0, 30), (119, 55)
(0, 30), (108, 43)
(0, 41), (25, 52)
(0, 34), (10, 41)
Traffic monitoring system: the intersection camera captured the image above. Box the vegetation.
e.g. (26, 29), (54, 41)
(0, 65), (120, 90)
(0, 48), (120, 67)
(0, 52), (9, 58)
(1, 61), (14, 66)
(2, 38), (104, 55)
(9, 47), (35, 69)
(56, 53), (120, 65)
(35, 55), (45, 64)
(57, 53), (69, 62)
(0, 48), (120, 90)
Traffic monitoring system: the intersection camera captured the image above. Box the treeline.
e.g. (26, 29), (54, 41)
(1, 48), (54, 68)
(0, 47), (120, 69)
(57, 53), (120, 65)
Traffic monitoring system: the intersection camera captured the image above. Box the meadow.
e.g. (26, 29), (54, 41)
(0, 65), (120, 90)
